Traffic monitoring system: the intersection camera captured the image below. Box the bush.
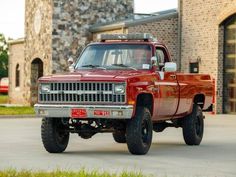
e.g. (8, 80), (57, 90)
(0, 33), (8, 78)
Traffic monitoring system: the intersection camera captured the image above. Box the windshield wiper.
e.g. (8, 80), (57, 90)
(81, 64), (106, 70)
(81, 64), (99, 68)
(111, 64), (137, 71)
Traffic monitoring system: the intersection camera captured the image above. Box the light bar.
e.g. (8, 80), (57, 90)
(98, 33), (157, 42)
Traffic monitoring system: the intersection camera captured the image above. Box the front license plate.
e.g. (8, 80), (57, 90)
(94, 110), (110, 117)
(71, 108), (87, 118)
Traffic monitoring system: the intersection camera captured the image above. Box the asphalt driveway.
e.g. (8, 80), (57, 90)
(0, 114), (235, 177)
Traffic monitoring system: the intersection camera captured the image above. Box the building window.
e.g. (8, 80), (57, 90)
(31, 58), (43, 84)
(189, 62), (199, 73)
(224, 14), (236, 114)
(15, 64), (20, 87)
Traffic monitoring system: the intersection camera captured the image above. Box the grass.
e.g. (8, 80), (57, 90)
(0, 106), (35, 115)
(0, 95), (35, 115)
(0, 94), (8, 104)
(0, 169), (148, 177)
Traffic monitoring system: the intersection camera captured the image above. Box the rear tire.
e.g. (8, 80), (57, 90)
(112, 131), (126, 143)
(182, 104), (204, 145)
(126, 107), (153, 155)
(41, 118), (70, 153)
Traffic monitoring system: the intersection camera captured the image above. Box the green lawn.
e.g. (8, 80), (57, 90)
(0, 95), (35, 115)
(0, 169), (148, 177)
(0, 106), (35, 115)
(0, 94), (8, 104)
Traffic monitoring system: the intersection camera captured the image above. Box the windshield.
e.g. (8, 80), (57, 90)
(75, 44), (152, 70)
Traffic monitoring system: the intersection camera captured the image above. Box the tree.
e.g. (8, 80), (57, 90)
(0, 34), (8, 78)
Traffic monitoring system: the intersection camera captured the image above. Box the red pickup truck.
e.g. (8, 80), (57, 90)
(35, 34), (213, 155)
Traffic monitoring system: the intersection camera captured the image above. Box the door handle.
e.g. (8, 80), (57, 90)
(170, 75), (176, 79)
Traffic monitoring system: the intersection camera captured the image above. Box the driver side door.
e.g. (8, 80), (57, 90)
(155, 47), (179, 120)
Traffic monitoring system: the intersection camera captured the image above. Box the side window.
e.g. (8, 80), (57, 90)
(156, 47), (169, 69)
(156, 49), (165, 66)
(15, 64), (20, 87)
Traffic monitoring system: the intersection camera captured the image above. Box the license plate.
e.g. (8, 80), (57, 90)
(94, 110), (110, 117)
(71, 108), (87, 118)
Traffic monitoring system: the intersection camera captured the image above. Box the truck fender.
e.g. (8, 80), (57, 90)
(132, 92), (154, 118)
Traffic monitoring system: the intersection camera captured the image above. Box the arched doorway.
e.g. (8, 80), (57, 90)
(31, 58), (43, 105)
(224, 14), (236, 114)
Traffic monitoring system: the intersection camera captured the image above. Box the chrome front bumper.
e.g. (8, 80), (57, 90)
(34, 104), (133, 119)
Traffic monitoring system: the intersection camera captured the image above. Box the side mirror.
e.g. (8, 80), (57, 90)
(164, 62), (177, 72)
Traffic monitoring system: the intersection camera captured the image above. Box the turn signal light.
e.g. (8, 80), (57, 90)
(128, 100), (135, 105)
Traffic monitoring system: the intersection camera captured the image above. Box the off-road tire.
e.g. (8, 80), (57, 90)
(41, 118), (70, 153)
(112, 131), (126, 143)
(182, 104), (204, 145)
(126, 107), (153, 155)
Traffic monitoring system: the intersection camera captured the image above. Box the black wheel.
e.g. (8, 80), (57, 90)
(126, 107), (153, 155)
(112, 131), (126, 143)
(41, 118), (70, 153)
(182, 104), (204, 145)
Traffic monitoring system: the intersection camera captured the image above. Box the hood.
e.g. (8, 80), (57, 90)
(39, 69), (152, 82)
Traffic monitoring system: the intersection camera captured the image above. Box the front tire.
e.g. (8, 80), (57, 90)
(126, 107), (153, 155)
(182, 104), (204, 145)
(41, 118), (70, 153)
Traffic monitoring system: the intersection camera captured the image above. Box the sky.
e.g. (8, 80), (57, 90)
(0, 0), (177, 39)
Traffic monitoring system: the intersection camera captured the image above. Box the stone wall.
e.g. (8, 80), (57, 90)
(52, 0), (133, 73)
(21, 0), (133, 105)
(25, 0), (53, 105)
(180, 0), (236, 113)
(128, 16), (178, 63)
(8, 39), (26, 105)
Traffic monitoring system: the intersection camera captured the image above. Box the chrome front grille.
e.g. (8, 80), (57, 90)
(39, 82), (126, 104)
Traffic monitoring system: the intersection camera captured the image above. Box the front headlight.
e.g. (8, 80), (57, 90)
(40, 83), (50, 93)
(114, 84), (125, 94)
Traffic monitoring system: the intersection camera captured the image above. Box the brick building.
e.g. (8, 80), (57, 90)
(8, 39), (26, 104)
(179, 0), (236, 114)
(8, 0), (236, 114)
(91, 9), (179, 65)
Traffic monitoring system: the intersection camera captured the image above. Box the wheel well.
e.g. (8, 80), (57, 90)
(136, 93), (153, 115)
(193, 94), (205, 109)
